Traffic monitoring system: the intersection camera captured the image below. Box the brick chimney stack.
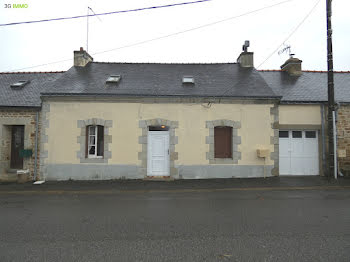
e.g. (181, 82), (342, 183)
(74, 47), (93, 67)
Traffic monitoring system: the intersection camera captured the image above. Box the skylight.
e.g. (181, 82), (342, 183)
(182, 76), (194, 84)
(106, 75), (121, 84)
(11, 80), (30, 88)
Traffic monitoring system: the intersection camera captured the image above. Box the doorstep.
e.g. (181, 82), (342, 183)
(143, 176), (175, 181)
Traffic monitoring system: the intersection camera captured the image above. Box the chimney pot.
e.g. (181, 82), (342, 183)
(80, 47), (84, 51)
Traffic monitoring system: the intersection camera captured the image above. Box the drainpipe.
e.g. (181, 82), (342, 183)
(33, 111), (39, 181)
(321, 104), (326, 176)
(333, 110), (337, 179)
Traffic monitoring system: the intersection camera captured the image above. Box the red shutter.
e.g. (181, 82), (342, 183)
(214, 127), (232, 158)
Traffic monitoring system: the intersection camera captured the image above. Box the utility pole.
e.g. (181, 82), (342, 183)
(327, 0), (335, 178)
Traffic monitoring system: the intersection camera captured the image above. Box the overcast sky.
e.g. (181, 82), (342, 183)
(0, 0), (349, 72)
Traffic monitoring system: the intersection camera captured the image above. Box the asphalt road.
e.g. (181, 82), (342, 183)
(1, 187), (350, 262)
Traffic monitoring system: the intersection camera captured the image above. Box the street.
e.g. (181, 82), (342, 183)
(0, 182), (350, 261)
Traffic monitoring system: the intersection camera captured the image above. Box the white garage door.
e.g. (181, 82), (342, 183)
(279, 130), (319, 176)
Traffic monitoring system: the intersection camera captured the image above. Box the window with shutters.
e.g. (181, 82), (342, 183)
(214, 126), (232, 158)
(86, 125), (104, 158)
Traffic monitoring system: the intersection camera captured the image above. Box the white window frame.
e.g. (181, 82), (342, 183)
(88, 125), (103, 159)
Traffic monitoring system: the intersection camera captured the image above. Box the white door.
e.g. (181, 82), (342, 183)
(147, 131), (170, 176)
(279, 130), (319, 176)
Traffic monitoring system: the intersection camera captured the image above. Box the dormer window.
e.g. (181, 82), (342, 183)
(11, 80), (30, 88)
(106, 75), (121, 84)
(182, 76), (194, 84)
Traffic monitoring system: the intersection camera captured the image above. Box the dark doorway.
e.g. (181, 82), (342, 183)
(149, 125), (169, 131)
(10, 125), (24, 169)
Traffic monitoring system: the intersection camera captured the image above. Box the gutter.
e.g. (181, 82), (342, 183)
(40, 93), (282, 100)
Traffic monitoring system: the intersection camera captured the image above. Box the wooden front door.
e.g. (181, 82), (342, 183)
(10, 125), (24, 169)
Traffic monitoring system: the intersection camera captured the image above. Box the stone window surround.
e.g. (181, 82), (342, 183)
(138, 118), (179, 178)
(206, 119), (241, 164)
(77, 118), (112, 164)
(270, 104), (279, 176)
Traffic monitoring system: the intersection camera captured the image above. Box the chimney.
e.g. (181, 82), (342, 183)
(280, 55), (302, 76)
(74, 47), (93, 67)
(237, 40), (254, 68)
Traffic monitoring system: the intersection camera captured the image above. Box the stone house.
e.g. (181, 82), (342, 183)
(38, 48), (280, 180)
(0, 72), (63, 181)
(1, 48), (349, 182)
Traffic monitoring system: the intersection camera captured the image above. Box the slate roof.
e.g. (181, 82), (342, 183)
(259, 70), (350, 103)
(42, 62), (278, 99)
(0, 72), (64, 107)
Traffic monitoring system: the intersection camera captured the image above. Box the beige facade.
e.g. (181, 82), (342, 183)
(279, 105), (321, 126)
(41, 99), (277, 180)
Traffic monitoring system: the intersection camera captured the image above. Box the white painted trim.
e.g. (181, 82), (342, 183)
(147, 131), (170, 177)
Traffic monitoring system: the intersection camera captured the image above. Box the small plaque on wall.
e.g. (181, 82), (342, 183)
(338, 149), (347, 158)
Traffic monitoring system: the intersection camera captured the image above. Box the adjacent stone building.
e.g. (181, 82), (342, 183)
(0, 72), (63, 181)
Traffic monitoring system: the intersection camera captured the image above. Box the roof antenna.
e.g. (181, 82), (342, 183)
(278, 44), (294, 58)
(86, 6), (102, 53)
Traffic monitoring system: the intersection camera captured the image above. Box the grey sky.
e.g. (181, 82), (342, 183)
(0, 0), (349, 72)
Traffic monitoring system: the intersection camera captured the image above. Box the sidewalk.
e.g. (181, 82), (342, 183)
(0, 176), (350, 193)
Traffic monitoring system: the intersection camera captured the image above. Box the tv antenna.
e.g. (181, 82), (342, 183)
(86, 6), (102, 53)
(278, 44), (294, 58)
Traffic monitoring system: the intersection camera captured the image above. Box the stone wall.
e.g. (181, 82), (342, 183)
(337, 105), (350, 175)
(0, 108), (40, 181)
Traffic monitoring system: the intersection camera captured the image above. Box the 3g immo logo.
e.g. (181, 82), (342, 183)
(4, 3), (28, 8)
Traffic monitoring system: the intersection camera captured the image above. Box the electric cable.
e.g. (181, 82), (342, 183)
(256, 0), (321, 68)
(0, 0), (211, 27)
(6, 0), (295, 72)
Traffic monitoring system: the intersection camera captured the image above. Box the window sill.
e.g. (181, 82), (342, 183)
(209, 158), (238, 165)
(80, 158), (106, 164)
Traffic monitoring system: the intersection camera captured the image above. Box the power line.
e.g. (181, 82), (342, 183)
(92, 0), (295, 56)
(0, 0), (211, 27)
(256, 0), (321, 69)
(7, 0), (295, 72)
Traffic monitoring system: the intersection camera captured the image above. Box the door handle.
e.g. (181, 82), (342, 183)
(168, 149), (170, 155)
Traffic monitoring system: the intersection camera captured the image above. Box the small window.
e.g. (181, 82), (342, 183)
(214, 126), (232, 158)
(11, 80), (30, 88)
(182, 76), (194, 84)
(86, 125), (104, 158)
(279, 131), (289, 138)
(292, 131), (302, 138)
(106, 75), (121, 84)
(305, 131), (316, 138)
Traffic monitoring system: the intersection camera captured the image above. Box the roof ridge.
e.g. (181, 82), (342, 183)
(258, 69), (350, 73)
(91, 61), (237, 65)
(0, 71), (65, 74)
